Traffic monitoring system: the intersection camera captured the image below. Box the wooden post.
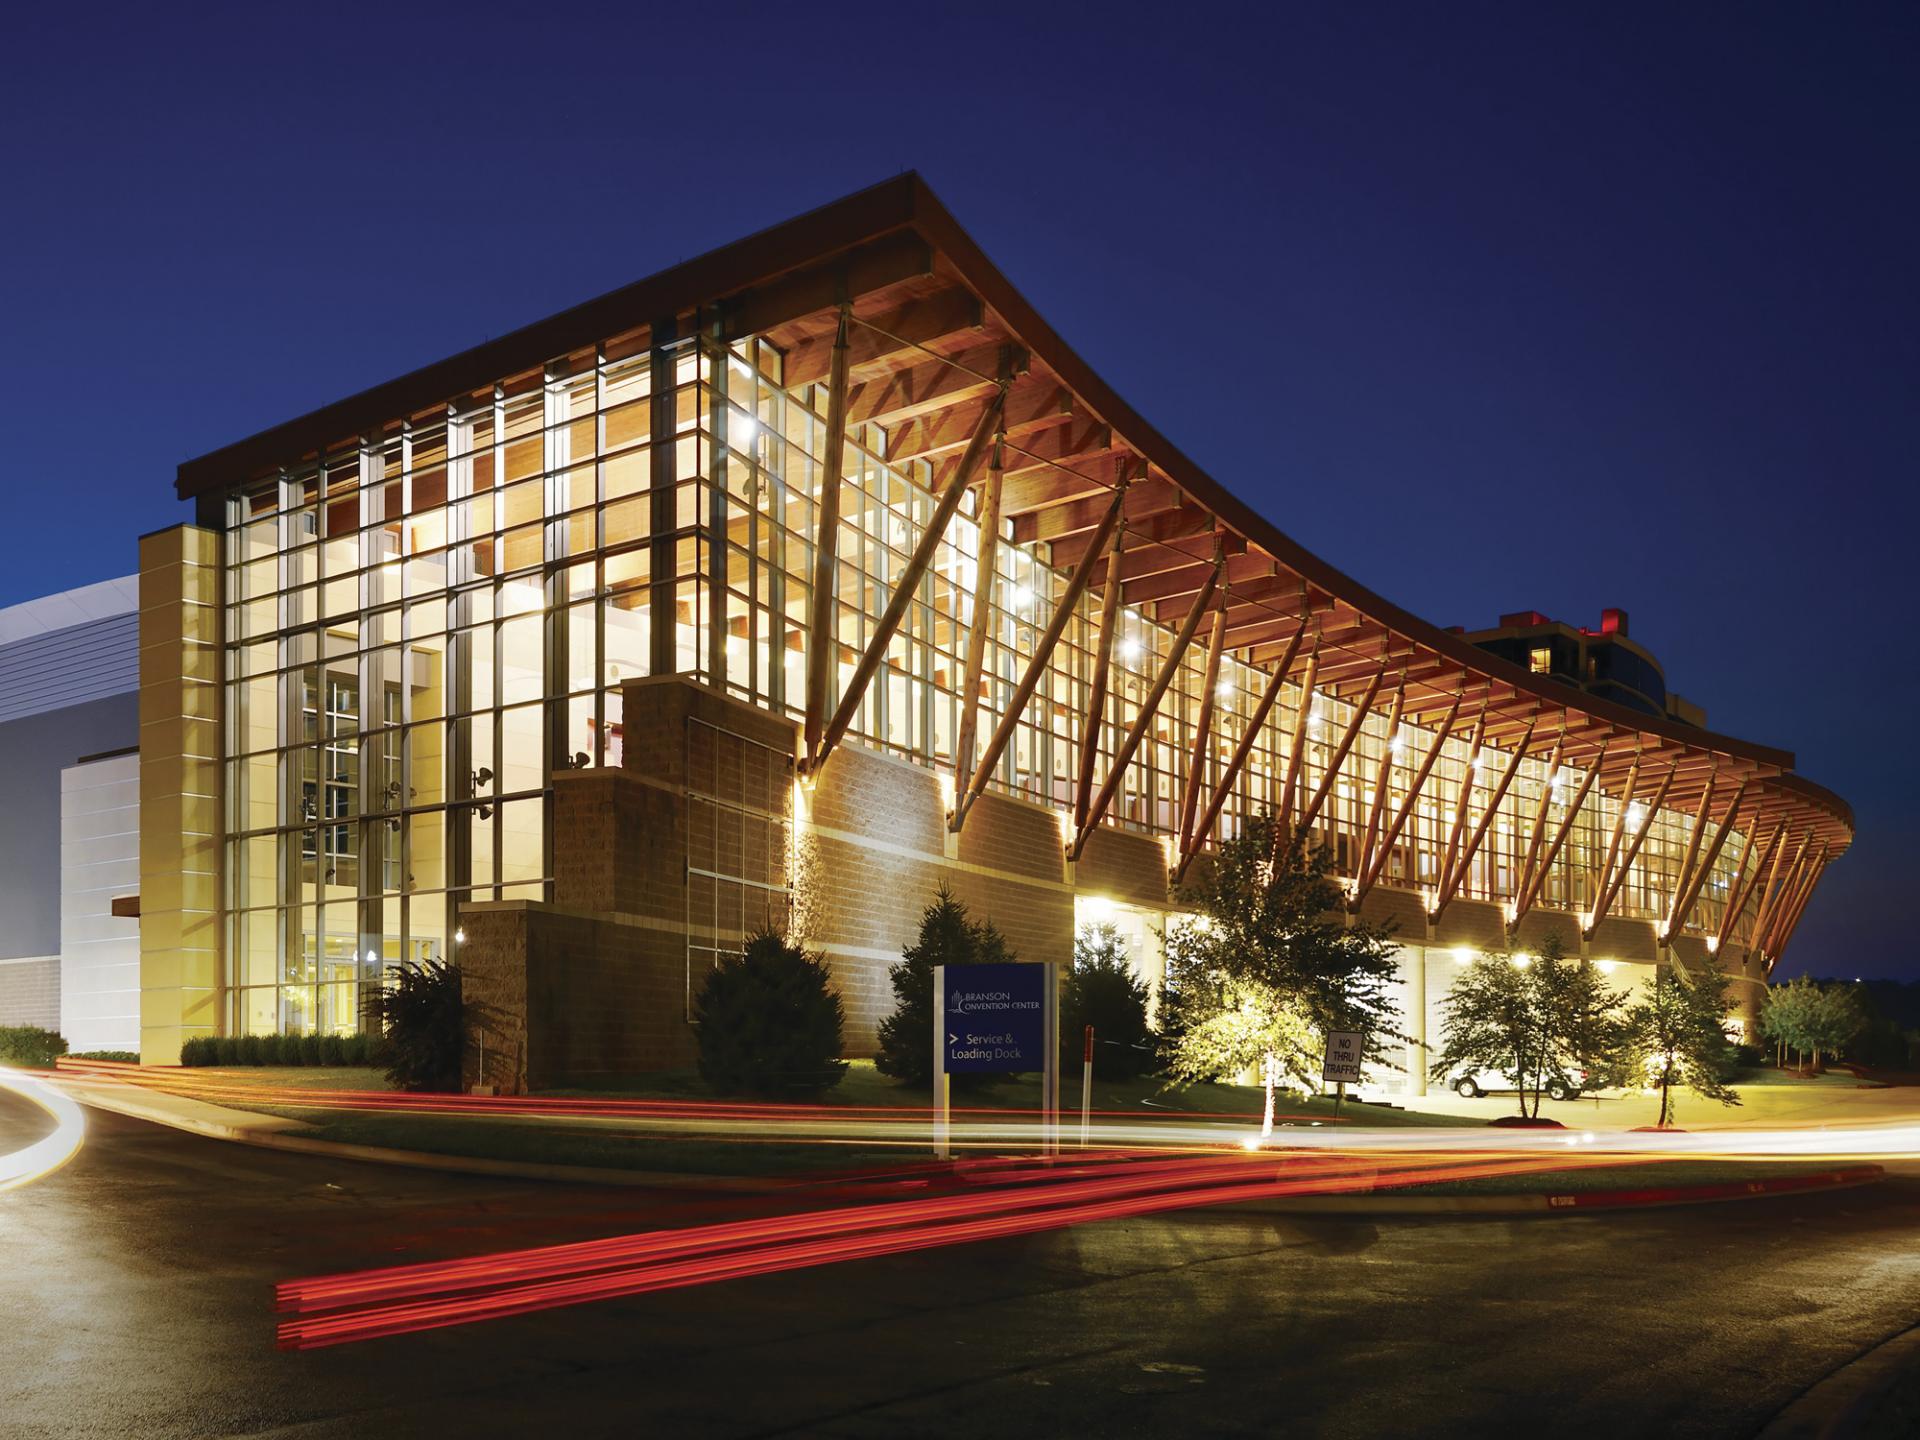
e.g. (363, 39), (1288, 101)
(1272, 647), (1321, 849)
(1176, 603), (1231, 855)
(803, 303), (852, 766)
(951, 435), (1006, 807)
(1354, 684), (1407, 885)
(1074, 514), (1129, 831)
(1434, 707), (1489, 908)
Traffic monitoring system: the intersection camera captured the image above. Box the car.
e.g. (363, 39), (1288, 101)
(1450, 1067), (1588, 1102)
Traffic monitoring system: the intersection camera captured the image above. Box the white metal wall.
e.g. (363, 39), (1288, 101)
(59, 753), (140, 1053)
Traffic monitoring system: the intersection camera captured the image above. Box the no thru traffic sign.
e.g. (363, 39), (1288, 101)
(1321, 1030), (1365, 1083)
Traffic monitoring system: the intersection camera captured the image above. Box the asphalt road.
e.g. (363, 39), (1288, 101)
(3, 1092), (1918, 1440)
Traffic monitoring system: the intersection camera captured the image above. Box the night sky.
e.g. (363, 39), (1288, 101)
(4, 6), (1912, 977)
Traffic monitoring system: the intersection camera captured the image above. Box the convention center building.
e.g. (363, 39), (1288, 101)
(11, 176), (1854, 1090)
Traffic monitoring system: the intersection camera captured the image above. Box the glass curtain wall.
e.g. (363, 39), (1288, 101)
(220, 322), (1745, 1035)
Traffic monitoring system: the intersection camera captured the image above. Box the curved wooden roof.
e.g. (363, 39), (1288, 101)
(176, 173), (1852, 862)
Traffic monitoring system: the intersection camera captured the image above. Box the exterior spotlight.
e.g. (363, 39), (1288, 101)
(454, 928), (466, 945)
(1452, 946), (1474, 964)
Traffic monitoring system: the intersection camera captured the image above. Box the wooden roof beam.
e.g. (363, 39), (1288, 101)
(885, 375), (1069, 463)
(784, 285), (984, 387)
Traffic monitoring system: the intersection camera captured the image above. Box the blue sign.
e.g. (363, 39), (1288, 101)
(942, 963), (1048, 1072)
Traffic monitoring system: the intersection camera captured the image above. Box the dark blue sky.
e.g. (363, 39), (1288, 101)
(3, 4), (1912, 976)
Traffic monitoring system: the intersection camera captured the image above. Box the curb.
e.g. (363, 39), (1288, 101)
(1757, 1323), (1920, 1439)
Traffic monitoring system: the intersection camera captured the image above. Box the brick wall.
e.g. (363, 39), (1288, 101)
(460, 902), (695, 1094)
(0, 958), (59, 1031)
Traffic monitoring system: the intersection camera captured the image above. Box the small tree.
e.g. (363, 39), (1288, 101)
(874, 885), (1016, 1087)
(367, 959), (465, 1093)
(692, 930), (847, 1096)
(1430, 932), (1622, 1117)
(1062, 923), (1155, 1080)
(1163, 814), (1401, 1121)
(1625, 963), (1741, 1127)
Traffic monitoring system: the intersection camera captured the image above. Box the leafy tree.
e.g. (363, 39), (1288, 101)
(366, 959), (467, 1092)
(874, 885), (1017, 1088)
(1430, 932), (1622, 1117)
(1162, 814), (1401, 1095)
(1625, 963), (1741, 1127)
(692, 930), (847, 1096)
(1062, 923), (1154, 1080)
(1763, 976), (1869, 1071)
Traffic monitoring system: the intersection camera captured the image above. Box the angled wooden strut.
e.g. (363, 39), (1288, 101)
(1713, 822), (1779, 953)
(1762, 839), (1822, 958)
(1294, 659), (1390, 841)
(1353, 683), (1408, 886)
(1432, 719), (1538, 920)
(1657, 774), (1719, 942)
(1585, 762), (1677, 935)
(1765, 846), (1828, 963)
(1070, 550), (1223, 861)
(950, 435), (1006, 806)
(1587, 749), (1643, 918)
(1745, 829), (1807, 957)
(950, 479), (1127, 832)
(813, 379), (1008, 771)
(802, 301), (853, 767)
(1665, 778), (1749, 942)
(1507, 730), (1569, 915)
(1354, 695), (1466, 902)
(1509, 745), (1605, 926)
(1175, 601), (1231, 857)
(1432, 707), (1489, 904)
(1174, 617), (1309, 884)
(1271, 646), (1321, 850)
(1073, 505), (1130, 831)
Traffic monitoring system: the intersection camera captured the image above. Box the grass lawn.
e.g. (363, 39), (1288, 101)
(543, 1061), (1468, 1128)
(1732, 1067), (1872, 1089)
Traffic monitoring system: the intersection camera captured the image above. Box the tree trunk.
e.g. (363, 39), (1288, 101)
(1658, 1073), (1672, 1128)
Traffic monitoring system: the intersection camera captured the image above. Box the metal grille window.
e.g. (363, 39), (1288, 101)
(684, 715), (794, 1014)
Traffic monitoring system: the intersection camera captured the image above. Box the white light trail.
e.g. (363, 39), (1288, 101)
(0, 1065), (87, 1192)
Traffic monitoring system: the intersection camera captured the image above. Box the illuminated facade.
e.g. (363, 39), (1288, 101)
(145, 175), (1851, 1081)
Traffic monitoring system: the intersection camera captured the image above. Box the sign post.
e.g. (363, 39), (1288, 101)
(1079, 1025), (1094, 1149)
(934, 961), (1058, 1159)
(1321, 1030), (1366, 1120)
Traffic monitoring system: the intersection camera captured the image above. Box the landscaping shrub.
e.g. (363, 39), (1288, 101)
(364, 959), (466, 1092)
(875, 885), (1016, 1088)
(178, 1032), (379, 1067)
(1063, 924), (1155, 1080)
(70, 1050), (139, 1063)
(693, 930), (848, 1096)
(0, 1026), (68, 1067)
